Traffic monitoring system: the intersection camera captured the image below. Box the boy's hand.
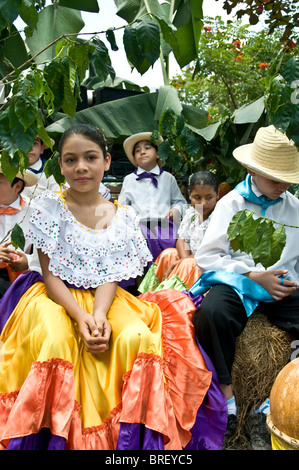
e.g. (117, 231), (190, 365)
(0, 241), (18, 263)
(166, 208), (181, 225)
(8, 251), (28, 272)
(246, 269), (297, 301)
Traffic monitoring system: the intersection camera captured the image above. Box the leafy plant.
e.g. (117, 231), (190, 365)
(227, 209), (291, 268)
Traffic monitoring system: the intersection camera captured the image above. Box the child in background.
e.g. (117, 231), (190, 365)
(22, 137), (60, 200)
(139, 170), (219, 293)
(118, 132), (187, 262)
(191, 125), (299, 450)
(0, 166), (37, 297)
(0, 124), (226, 451)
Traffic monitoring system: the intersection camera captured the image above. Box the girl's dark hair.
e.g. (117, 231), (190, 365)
(58, 124), (110, 157)
(188, 170), (218, 193)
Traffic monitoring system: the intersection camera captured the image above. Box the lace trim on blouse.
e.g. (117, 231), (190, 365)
(26, 190), (152, 288)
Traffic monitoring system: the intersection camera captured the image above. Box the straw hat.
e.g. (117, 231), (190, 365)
(0, 166), (38, 187)
(233, 125), (299, 183)
(123, 132), (164, 167)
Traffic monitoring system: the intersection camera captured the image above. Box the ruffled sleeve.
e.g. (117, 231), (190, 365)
(26, 191), (152, 288)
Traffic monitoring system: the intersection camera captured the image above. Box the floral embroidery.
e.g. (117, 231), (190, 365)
(27, 190), (152, 288)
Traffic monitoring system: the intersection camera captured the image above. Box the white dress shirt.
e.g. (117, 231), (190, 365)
(195, 182), (299, 284)
(0, 196), (33, 254)
(118, 165), (187, 221)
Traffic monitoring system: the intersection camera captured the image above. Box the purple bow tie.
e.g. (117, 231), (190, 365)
(134, 167), (163, 188)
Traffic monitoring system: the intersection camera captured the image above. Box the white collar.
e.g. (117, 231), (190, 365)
(30, 158), (43, 171)
(136, 164), (160, 175)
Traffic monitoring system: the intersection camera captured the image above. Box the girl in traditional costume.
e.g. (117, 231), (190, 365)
(0, 125), (226, 450)
(138, 171), (219, 293)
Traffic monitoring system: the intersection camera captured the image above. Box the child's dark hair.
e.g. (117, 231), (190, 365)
(133, 141), (158, 155)
(188, 171), (218, 193)
(58, 124), (110, 157)
(12, 177), (25, 194)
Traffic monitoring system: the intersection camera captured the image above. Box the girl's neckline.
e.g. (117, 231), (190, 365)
(57, 185), (119, 232)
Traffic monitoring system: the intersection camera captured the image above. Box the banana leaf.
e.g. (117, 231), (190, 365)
(26, 5), (85, 64)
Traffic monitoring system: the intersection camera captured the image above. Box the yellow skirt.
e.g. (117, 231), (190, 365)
(0, 281), (213, 450)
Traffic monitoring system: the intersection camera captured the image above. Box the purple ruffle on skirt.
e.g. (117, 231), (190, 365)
(182, 289), (203, 309)
(0, 271), (43, 333)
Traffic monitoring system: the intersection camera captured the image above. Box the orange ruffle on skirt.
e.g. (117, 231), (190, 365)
(0, 282), (212, 450)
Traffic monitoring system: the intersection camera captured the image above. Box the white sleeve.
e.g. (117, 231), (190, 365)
(169, 175), (187, 215)
(195, 192), (263, 274)
(118, 176), (131, 206)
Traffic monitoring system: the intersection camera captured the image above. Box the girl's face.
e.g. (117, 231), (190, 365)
(189, 184), (218, 220)
(59, 134), (111, 193)
(133, 140), (159, 171)
(249, 171), (290, 200)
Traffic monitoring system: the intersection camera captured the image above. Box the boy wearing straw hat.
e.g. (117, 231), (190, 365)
(119, 132), (187, 272)
(191, 125), (299, 450)
(0, 166), (37, 297)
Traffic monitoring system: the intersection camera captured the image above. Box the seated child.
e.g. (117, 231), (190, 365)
(191, 125), (299, 450)
(138, 170), (219, 292)
(0, 166), (37, 297)
(118, 132), (187, 261)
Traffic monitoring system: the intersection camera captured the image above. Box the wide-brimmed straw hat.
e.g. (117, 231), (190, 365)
(233, 125), (299, 184)
(123, 132), (164, 167)
(0, 165), (38, 187)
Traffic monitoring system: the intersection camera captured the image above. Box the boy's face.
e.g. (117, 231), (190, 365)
(133, 140), (159, 171)
(0, 174), (23, 205)
(250, 171), (291, 200)
(28, 138), (45, 165)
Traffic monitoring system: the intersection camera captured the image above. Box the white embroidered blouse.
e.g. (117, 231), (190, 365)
(177, 206), (211, 255)
(26, 190), (152, 288)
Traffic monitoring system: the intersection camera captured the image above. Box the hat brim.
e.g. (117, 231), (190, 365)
(42, 138), (55, 149)
(123, 132), (164, 167)
(0, 169), (38, 187)
(233, 143), (299, 184)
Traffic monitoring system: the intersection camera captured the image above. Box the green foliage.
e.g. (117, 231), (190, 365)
(170, 16), (296, 120)
(156, 108), (203, 174)
(124, 17), (161, 75)
(220, 0), (299, 44)
(227, 209), (287, 269)
(11, 223), (25, 251)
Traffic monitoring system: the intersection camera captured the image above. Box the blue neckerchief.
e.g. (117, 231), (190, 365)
(190, 271), (275, 317)
(28, 157), (46, 174)
(234, 174), (283, 216)
(134, 166), (163, 188)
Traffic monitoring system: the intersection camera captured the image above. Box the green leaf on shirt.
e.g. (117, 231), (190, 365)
(11, 223), (25, 251)
(227, 209), (287, 269)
